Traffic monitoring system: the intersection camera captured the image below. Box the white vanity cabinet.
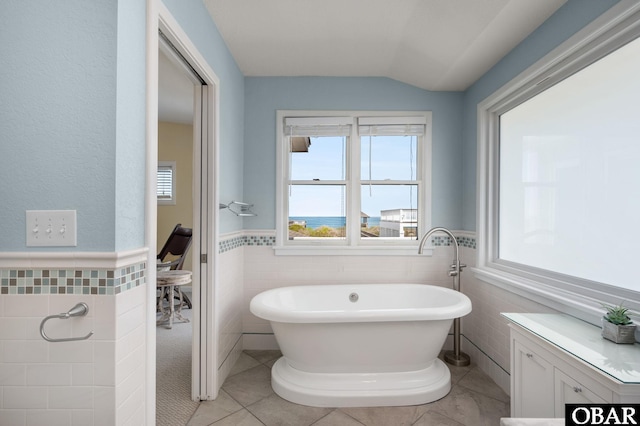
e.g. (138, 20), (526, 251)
(504, 313), (640, 418)
(553, 368), (609, 414)
(512, 338), (555, 417)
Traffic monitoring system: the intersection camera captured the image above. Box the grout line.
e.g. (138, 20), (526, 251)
(218, 333), (243, 370)
(462, 334), (510, 376)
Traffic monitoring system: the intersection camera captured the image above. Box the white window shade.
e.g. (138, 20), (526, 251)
(358, 116), (426, 136)
(157, 161), (176, 205)
(157, 168), (173, 198)
(284, 117), (352, 137)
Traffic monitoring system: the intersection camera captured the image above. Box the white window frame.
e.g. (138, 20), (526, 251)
(275, 110), (432, 256)
(157, 161), (176, 205)
(475, 2), (640, 325)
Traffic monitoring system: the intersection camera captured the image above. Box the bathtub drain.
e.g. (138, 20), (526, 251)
(349, 292), (359, 303)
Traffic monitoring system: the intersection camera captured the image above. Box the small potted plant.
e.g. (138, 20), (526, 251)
(601, 302), (637, 344)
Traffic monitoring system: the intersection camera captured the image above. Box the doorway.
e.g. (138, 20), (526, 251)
(156, 42), (199, 423)
(147, 5), (221, 421)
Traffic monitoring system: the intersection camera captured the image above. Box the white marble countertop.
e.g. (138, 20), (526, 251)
(502, 313), (640, 384)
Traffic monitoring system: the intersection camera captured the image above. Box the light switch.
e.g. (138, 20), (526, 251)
(26, 210), (77, 247)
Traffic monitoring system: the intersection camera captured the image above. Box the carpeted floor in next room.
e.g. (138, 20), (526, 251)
(156, 307), (200, 426)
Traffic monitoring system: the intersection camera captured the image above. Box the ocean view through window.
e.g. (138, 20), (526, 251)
(276, 111), (432, 253)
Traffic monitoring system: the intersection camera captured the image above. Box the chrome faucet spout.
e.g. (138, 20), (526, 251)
(417, 226), (470, 367)
(418, 227), (461, 282)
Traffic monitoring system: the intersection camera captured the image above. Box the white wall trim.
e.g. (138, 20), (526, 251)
(145, 1), (159, 423)
(275, 110), (433, 253)
(219, 230), (249, 240)
(475, 0), (640, 328)
(237, 229), (276, 237)
(0, 247), (149, 269)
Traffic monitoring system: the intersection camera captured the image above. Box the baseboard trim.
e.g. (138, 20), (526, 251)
(461, 336), (511, 396)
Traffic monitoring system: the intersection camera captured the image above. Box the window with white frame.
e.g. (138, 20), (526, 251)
(276, 112), (431, 253)
(157, 161), (176, 205)
(476, 3), (640, 321)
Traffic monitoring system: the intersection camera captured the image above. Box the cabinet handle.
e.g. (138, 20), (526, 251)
(573, 386), (582, 393)
(526, 353), (533, 358)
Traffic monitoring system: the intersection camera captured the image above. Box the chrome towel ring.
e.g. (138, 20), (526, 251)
(39, 302), (94, 343)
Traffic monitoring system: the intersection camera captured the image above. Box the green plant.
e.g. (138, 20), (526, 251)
(309, 226), (338, 237)
(602, 302), (634, 325)
(288, 224), (307, 233)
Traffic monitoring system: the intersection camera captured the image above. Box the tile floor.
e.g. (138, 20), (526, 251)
(186, 350), (510, 426)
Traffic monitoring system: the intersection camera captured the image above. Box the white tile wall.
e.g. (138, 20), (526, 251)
(237, 234), (565, 398)
(242, 244), (456, 340)
(0, 274), (147, 426)
(459, 245), (560, 395)
(94, 386), (115, 426)
(114, 284), (146, 426)
(0, 294), (109, 424)
(216, 244), (244, 389)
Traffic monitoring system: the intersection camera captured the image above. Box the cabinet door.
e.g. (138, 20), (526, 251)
(554, 369), (610, 417)
(513, 340), (555, 418)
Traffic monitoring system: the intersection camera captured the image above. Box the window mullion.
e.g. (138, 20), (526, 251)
(348, 122), (360, 245)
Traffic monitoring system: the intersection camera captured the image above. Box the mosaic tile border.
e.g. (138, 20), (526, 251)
(0, 262), (146, 296)
(219, 233), (476, 251)
(431, 235), (477, 249)
(219, 235), (277, 253)
(245, 235), (277, 247)
(219, 236), (247, 253)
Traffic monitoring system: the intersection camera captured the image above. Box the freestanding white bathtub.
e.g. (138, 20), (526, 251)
(249, 283), (472, 407)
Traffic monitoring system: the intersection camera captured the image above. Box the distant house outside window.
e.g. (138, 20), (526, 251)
(157, 161), (176, 205)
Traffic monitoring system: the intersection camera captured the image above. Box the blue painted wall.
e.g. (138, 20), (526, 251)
(460, 0), (618, 231)
(115, 0), (148, 250)
(0, 0), (246, 252)
(0, 0), (146, 251)
(243, 77), (463, 230)
(0, 0), (621, 253)
(162, 0), (246, 235)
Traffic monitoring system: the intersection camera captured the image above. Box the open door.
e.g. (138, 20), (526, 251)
(156, 7), (220, 402)
(193, 83), (217, 399)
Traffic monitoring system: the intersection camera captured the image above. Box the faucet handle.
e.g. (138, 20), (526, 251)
(449, 263), (467, 274)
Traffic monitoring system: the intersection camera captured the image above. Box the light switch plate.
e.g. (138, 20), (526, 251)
(26, 210), (77, 247)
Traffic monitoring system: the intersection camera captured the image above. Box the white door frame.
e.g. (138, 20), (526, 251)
(146, 0), (220, 421)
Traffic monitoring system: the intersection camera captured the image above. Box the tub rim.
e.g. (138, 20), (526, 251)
(250, 283), (472, 324)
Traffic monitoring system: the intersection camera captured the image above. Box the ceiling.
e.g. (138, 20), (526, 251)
(159, 0), (568, 123)
(204, 0), (567, 91)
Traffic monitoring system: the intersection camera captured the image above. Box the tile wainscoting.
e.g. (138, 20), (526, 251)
(217, 230), (516, 396)
(219, 231), (470, 251)
(0, 249), (149, 426)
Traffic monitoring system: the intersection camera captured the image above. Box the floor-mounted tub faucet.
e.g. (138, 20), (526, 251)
(418, 227), (470, 367)
(418, 227), (466, 286)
